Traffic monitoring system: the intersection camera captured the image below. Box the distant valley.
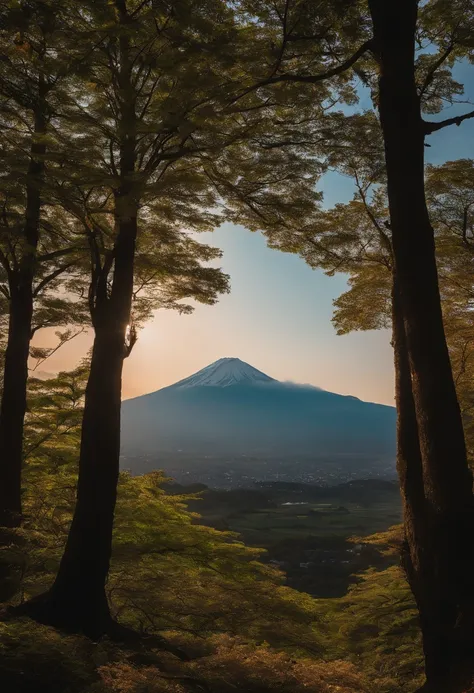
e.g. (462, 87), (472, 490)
(163, 478), (403, 598)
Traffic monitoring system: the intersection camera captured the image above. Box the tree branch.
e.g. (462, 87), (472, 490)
(33, 261), (76, 297)
(354, 174), (392, 260)
(29, 328), (86, 371)
(419, 43), (454, 98)
(230, 39), (374, 104)
(424, 109), (474, 135)
(37, 247), (84, 263)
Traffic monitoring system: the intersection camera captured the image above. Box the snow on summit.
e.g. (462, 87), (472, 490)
(171, 357), (276, 389)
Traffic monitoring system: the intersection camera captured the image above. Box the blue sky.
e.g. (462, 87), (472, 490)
(41, 62), (474, 405)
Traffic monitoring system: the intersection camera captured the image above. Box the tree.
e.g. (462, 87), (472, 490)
(282, 150), (474, 691)
(23, 0), (326, 637)
(0, 0), (90, 528)
(325, 158), (474, 463)
(365, 29), (474, 690)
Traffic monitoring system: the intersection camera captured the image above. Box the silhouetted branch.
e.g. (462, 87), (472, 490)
(424, 109), (474, 134)
(230, 39), (375, 104)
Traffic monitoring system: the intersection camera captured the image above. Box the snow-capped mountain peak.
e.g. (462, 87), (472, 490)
(171, 357), (276, 389)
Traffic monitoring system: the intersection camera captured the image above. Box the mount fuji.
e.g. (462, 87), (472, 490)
(171, 357), (276, 389)
(120, 358), (396, 476)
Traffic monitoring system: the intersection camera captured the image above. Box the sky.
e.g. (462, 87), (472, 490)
(32, 63), (474, 407)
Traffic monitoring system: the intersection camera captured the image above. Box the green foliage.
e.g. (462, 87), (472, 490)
(15, 0), (333, 348)
(107, 473), (324, 652)
(333, 265), (391, 335)
(319, 566), (422, 692)
(233, 0), (474, 129)
(425, 159), (474, 460)
(0, 0), (92, 390)
(273, 124), (474, 457)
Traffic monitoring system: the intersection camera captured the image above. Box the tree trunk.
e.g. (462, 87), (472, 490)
(392, 276), (443, 688)
(369, 1), (474, 688)
(0, 108), (45, 528)
(392, 274), (425, 585)
(25, 219), (137, 639)
(0, 290), (33, 528)
(27, 320), (126, 635)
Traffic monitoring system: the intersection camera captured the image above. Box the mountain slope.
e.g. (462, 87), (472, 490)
(171, 357), (275, 388)
(121, 358), (396, 460)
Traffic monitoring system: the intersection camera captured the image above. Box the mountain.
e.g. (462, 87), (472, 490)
(171, 357), (275, 388)
(121, 358), (396, 464)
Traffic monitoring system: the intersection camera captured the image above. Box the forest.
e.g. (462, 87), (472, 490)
(1, 1), (474, 692)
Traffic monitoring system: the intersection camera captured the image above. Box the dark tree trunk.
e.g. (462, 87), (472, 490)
(27, 322), (126, 635)
(392, 274), (425, 585)
(24, 211), (137, 638)
(392, 276), (444, 688)
(25, 205), (137, 637)
(370, 2), (474, 688)
(0, 108), (46, 528)
(0, 290), (33, 528)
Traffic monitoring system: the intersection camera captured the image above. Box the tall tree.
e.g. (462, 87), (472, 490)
(0, 1), (89, 528)
(281, 151), (474, 692)
(24, 0), (324, 637)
